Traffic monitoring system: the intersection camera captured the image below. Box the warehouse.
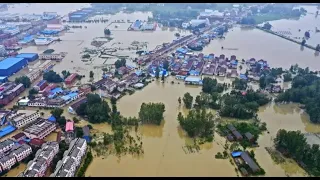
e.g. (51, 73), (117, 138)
(15, 53), (39, 62)
(0, 57), (27, 77)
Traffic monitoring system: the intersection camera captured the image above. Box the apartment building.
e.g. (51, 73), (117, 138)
(21, 141), (59, 177)
(0, 154), (16, 171)
(51, 138), (87, 177)
(23, 118), (57, 139)
(0, 139), (15, 154)
(7, 110), (41, 129)
(10, 144), (32, 162)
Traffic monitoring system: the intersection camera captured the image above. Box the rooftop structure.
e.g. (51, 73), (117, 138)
(0, 125), (16, 138)
(23, 118), (57, 139)
(7, 110), (41, 129)
(240, 151), (260, 173)
(0, 57), (27, 77)
(15, 53), (39, 62)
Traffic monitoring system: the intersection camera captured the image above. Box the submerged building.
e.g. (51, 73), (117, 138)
(0, 57), (27, 77)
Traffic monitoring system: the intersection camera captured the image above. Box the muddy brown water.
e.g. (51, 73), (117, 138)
(3, 3), (320, 177)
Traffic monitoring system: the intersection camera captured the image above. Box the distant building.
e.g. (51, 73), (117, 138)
(0, 139), (15, 154)
(8, 110), (41, 129)
(11, 144), (32, 162)
(0, 82), (25, 105)
(65, 73), (78, 85)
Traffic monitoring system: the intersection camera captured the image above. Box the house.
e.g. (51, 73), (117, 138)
(227, 69), (238, 78)
(102, 80), (117, 93)
(51, 138), (87, 177)
(21, 141), (59, 177)
(117, 83), (126, 92)
(266, 85), (282, 93)
(227, 134), (234, 142)
(11, 144), (32, 162)
(227, 124), (236, 132)
(232, 130), (243, 141)
(7, 110), (41, 129)
(12, 132), (26, 141)
(216, 66), (227, 76)
(82, 126), (90, 142)
(68, 98), (87, 114)
(23, 118), (57, 139)
(0, 139), (15, 154)
(29, 138), (46, 148)
(0, 154), (16, 171)
(65, 73), (78, 85)
(240, 151), (260, 173)
(117, 66), (128, 75)
(244, 132), (255, 143)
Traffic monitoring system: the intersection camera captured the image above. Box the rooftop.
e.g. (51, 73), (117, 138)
(0, 57), (26, 70)
(15, 53), (38, 59)
(24, 118), (56, 136)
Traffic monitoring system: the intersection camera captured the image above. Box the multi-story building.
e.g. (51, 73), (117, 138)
(0, 83), (25, 105)
(7, 110), (41, 129)
(0, 139), (15, 154)
(0, 154), (16, 171)
(11, 144), (32, 162)
(51, 138), (87, 177)
(26, 69), (42, 83)
(23, 118), (57, 139)
(20, 141), (59, 177)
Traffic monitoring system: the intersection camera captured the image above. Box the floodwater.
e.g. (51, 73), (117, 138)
(3, 3), (320, 177)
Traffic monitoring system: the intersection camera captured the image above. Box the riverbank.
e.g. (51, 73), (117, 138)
(254, 26), (319, 52)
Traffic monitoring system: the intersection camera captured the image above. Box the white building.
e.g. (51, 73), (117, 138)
(8, 110), (41, 129)
(23, 118), (57, 139)
(0, 154), (16, 171)
(39, 53), (64, 61)
(141, 22), (156, 30)
(21, 141), (59, 177)
(11, 144), (32, 162)
(51, 138), (87, 177)
(34, 37), (54, 46)
(0, 139), (15, 154)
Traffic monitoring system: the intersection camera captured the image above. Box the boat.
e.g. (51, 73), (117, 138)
(187, 44), (203, 51)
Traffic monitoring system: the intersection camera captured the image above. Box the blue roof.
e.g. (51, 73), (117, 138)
(48, 115), (56, 122)
(0, 125), (16, 138)
(133, 20), (142, 28)
(50, 87), (63, 94)
(135, 70), (142, 76)
(83, 136), (91, 142)
(189, 70), (200, 76)
(61, 92), (78, 101)
(231, 151), (242, 158)
(239, 74), (248, 80)
(0, 57), (26, 70)
(16, 53), (38, 59)
(70, 15), (83, 18)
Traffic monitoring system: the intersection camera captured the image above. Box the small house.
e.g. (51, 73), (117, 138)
(227, 124), (236, 132)
(227, 134), (234, 142)
(12, 132), (26, 141)
(244, 132), (255, 143)
(240, 151), (260, 173)
(232, 130), (243, 141)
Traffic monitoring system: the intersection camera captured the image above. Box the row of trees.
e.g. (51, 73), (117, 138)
(177, 109), (215, 142)
(77, 149), (93, 177)
(274, 130), (320, 176)
(220, 90), (270, 119)
(15, 76), (31, 88)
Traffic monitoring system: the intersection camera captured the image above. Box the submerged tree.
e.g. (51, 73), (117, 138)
(15, 76), (31, 88)
(138, 102), (165, 125)
(104, 28), (111, 35)
(183, 92), (193, 109)
(155, 66), (160, 79)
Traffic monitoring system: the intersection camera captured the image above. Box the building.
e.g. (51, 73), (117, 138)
(15, 53), (39, 62)
(0, 82), (25, 105)
(26, 69), (42, 83)
(0, 57), (27, 77)
(51, 138), (87, 177)
(7, 110), (41, 129)
(0, 139), (15, 154)
(33, 80), (48, 91)
(34, 37), (54, 46)
(0, 154), (16, 171)
(68, 98), (87, 114)
(39, 53), (64, 61)
(3, 27), (20, 36)
(244, 132), (255, 142)
(240, 151), (260, 173)
(11, 144), (32, 162)
(0, 125), (16, 138)
(29, 138), (46, 148)
(82, 126), (90, 142)
(141, 22), (157, 31)
(12, 132), (26, 142)
(184, 76), (203, 85)
(23, 118), (57, 139)
(0, 45), (7, 56)
(21, 141), (59, 177)
(130, 20), (142, 31)
(65, 73), (78, 85)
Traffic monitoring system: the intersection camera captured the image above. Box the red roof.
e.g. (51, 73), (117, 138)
(12, 132), (25, 140)
(30, 138), (45, 146)
(65, 73), (78, 82)
(65, 120), (74, 132)
(18, 140), (26, 144)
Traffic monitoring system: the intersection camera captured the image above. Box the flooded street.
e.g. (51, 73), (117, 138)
(2, 3), (320, 177)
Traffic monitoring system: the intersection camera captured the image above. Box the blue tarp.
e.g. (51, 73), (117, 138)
(61, 92), (78, 101)
(231, 151), (242, 158)
(83, 135), (91, 142)
(0, 125), (16, 138)
(240, 74), (248, 80)
(48, 115), (56, 122)
(50, 87), (63, 94)
(231, 60), (238, 65)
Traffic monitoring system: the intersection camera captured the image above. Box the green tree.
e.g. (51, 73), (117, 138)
(51, 108), (64, 119)
(115, 58), (126, 69)
(104, 28), (111, 35)
(183, 92), (193, 109)
(43, 70), (63, 83)
(232, 78), (247, 90)
(61, 70), (71, 79)
(163, 60), (169, 71)
(15, 76), (31, 88)
(178, 97), (181, 104)
(138, 102), (165, 125)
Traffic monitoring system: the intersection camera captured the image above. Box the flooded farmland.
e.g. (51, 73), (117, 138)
(3, 3), (320, 177)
